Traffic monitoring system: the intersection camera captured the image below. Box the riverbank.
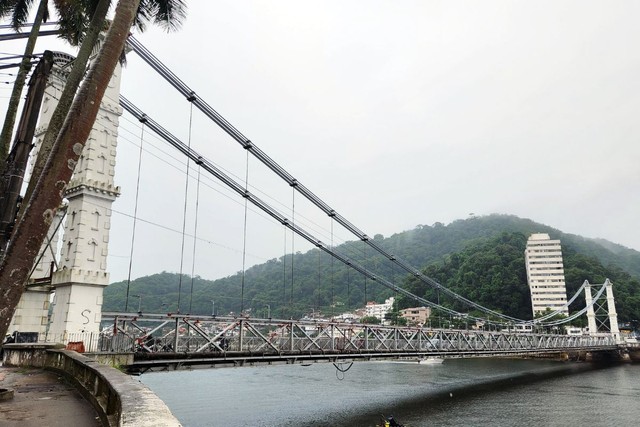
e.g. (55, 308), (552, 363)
(0, 365), (101, 426)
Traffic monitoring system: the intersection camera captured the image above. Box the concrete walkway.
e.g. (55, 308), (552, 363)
(0, 365), (101, 427)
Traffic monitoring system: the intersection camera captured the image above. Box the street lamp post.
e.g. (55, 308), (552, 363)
(211, 300), (215, 317)
(265, 304), (271, 319)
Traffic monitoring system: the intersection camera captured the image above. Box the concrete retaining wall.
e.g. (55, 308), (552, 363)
(3, 344), (181, 426)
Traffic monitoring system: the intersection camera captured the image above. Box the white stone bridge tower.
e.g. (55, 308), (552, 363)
(9, 47), (123, 339)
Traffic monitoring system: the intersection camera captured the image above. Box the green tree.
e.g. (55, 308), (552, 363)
(385, 310), (407, 326)
(360, 316), (381, 325)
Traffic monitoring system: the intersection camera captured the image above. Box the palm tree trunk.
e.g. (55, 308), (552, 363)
(18, 0), (111, 222)
(0, 0), (48, 174)
(0, 0), (142, 339)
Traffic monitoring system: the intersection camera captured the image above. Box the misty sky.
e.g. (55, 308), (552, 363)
(1, 1), (638, 283)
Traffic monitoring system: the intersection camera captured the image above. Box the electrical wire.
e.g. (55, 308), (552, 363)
(124, 120), (146, 312)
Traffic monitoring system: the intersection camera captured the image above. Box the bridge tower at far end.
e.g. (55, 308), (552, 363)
(585, 279), (620, 343)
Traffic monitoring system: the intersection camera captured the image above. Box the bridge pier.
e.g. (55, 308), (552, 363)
(627, 347), (640, 362)
(584, 349), (626, 363)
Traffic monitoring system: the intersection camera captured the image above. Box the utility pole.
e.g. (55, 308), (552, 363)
(0, 51), (53, 256)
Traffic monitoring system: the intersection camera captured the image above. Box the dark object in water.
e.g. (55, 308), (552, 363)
(0, 388), (14, 401)
(379, 414), (404, 427)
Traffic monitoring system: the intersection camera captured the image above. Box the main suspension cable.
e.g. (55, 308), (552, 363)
(127, 36), (526, 324)
(117, 97), (509, 326)
(526, 281), (588, 325)
(537, 282), (607, 327)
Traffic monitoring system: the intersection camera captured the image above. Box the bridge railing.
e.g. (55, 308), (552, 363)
(22, 331), (135, 353)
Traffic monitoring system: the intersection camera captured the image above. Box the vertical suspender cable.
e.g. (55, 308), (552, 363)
(331, 218), (334, 318)
(290, 186), (295, 309)
(363, 241), (367, 305)
(177, 97), (195, 313)
(124, 120), (146, 312)
(392, 261), (398, 323)
(240, 150), (249, 314)
(283, 225), (287, 313)
(316, 248), (320, 314)
(188, 160), (201, 314)
(347, 267), (350, 312)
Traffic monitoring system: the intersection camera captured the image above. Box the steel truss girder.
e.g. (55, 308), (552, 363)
(101, 314), (617, 369)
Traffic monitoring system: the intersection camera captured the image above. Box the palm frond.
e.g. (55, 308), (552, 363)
(132, 0), (149, 33)
(12, 0), (34, 30)
(53, 0), (90, 45)
(0, 1), (19, 21)
(154, 0), (186, 32)
(137, 0), (185, 33)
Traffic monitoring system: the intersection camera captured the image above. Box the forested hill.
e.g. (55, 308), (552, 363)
(398, 232), (640, 321)
(103, 214), (640, 321)
(382, 214), (640, 278)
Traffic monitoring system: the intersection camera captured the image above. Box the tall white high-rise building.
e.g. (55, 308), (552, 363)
(525, 233), (569, 316)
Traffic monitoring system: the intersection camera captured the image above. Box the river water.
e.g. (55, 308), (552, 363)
(140, 359), (640, 426)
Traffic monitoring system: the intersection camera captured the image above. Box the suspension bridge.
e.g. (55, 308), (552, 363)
(2, 35), (633, 374)
(93, 312), (622, 375)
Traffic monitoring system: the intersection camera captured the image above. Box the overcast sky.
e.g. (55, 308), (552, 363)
(1, 1), (639, 283)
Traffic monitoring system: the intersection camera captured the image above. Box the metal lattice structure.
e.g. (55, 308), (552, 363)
(98, 313), (616, 373)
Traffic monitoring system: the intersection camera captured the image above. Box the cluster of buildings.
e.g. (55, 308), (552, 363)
(329, 297), (432, 326)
